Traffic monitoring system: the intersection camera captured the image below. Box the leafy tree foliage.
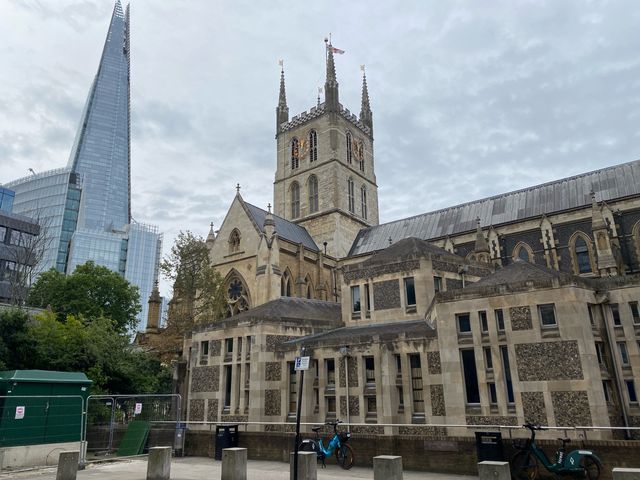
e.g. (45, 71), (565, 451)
(160, 231), (226, 335)
(28, 262), (141, 332)
(0, 309), (170, 394)
(0, 308), (34, 370)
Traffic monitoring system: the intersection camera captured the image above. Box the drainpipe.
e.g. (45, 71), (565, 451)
(340, 346), (350, 431)
(599, 300), (631, 438)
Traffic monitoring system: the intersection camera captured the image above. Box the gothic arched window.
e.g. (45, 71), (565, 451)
(229, 229), (241, 254)
(347, 178), (355, 213)
(281, 270), (292, 297)
(290, 182), (300, 218)
(308, 175), (319, 214)
(361, 185), (368, 220)
(574, 236), (592, 274)
(224, 272), (251, 317)
(513, 242), (533, 263)
(291, 138), (300, 169)
(346, 131), (353, 164)
(309, 130), (318, 162)
(305, 276), (314, 299)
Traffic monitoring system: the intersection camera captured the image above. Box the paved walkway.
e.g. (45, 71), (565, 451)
(1, 457), (478, 479)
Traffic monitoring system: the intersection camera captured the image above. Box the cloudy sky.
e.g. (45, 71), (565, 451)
(2, 0), (640, 296)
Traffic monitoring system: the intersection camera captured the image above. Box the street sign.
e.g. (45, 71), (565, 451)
(295, 356), (310, 370)
(15, 406), (25, 420)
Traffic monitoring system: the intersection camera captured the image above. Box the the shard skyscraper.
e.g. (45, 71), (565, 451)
(5, 1), (162, 329)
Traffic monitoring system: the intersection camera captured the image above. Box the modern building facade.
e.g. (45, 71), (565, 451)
(3, 1), (161, 328)
(0, 188), (40, 303)
(176, 46), (640, 439)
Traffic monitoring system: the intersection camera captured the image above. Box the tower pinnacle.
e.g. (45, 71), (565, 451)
(360, 66), (373, 135)
(324, 39), (340, 112)
(276, 61), (289, 133)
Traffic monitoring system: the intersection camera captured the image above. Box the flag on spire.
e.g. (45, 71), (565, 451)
(330, 46), (345, 55)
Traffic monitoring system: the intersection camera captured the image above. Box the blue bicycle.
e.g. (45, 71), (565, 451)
(298, 419), (354, 469)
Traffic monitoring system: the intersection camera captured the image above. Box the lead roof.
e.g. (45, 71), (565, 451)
(350, 159), (640, 256)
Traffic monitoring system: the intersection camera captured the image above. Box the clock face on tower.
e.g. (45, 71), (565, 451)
(298, 138), (309, 159)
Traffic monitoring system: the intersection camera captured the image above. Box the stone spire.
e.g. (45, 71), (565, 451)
(359, 66), (373, 134)
(206, 222), (216, 245)
(276, 63), (289, 133)
(146, 280), (161, 331)
(263, 203), (276, 240)
(591, 191), (607, 231)
(324, 40), (340, 112)
(474, 218), (490, 253)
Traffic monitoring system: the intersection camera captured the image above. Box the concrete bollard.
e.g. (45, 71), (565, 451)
(56, 451), (79, 480)
(613, 468), (640, 480)
(146, 446), (172, 480)
(374, 455), (403, 480)
(222, 448), (247, 480)
(289, 451), (317, 480)
(478, 461), (511, 480)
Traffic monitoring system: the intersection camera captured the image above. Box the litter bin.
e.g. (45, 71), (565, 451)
(214, 425), (239, 460)
(475, 431), (504, 462)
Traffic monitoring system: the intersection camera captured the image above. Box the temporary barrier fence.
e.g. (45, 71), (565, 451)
(82, 394), (181, 465)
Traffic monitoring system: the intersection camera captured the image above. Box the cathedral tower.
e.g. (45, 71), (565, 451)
(273, 44), (379, 258)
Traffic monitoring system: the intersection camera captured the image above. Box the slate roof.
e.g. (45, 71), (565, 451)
(232, 297), (341, 323)
(282, 320), (436, 349)
(471, 260), (569, 287)
(361, 237), (463, 266)
(350, 159), (640, 256)
(194, 297), (342, 333)
(243, 201), (319, 251)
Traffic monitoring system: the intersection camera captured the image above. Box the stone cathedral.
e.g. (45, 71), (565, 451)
(163, 45), (640, 440)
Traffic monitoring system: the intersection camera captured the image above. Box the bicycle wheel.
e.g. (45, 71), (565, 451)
(582, 456), (600, 480)
(336, 444), (354, 470)
(511, 451), (538, 480)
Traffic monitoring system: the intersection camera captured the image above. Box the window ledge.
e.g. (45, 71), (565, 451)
(351, 312), (361, 320)
(541, 327), (560, 339)
(405, 306), (417, 314)
(411, 414), (425, 424)
(465, 405), (482, 415)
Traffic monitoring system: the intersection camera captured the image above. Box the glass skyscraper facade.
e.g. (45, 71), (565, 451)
(3, 1), (161, 329)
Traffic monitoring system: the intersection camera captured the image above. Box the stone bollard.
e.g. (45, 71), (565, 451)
(478, 461), (511, 480)
(374, 455), (403, 480)
(613, 468), (640, 480)
(222, 448), (247, 480)
(146, 446), (172, 480)
(289, 451), (317, 480)
(56, 451), (79, 480)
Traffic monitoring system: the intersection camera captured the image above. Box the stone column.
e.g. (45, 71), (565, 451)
(290, 451), (317, 480)
(612, 468), (640, 480)
(56, 451), (79, 480)
(146, 447), (171, 480)
(374, 455), (403, 480)
(478, 461), (510, 480)
(222, 448), (247, 480)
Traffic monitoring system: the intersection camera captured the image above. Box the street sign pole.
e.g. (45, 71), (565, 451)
(293, 347), (308, 480)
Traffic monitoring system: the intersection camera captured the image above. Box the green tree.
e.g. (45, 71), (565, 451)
(0, 308), (35, 370)
(29, 262), (141, 332)
(160, 231), (226, 335)
(27, 311), (170, 394)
